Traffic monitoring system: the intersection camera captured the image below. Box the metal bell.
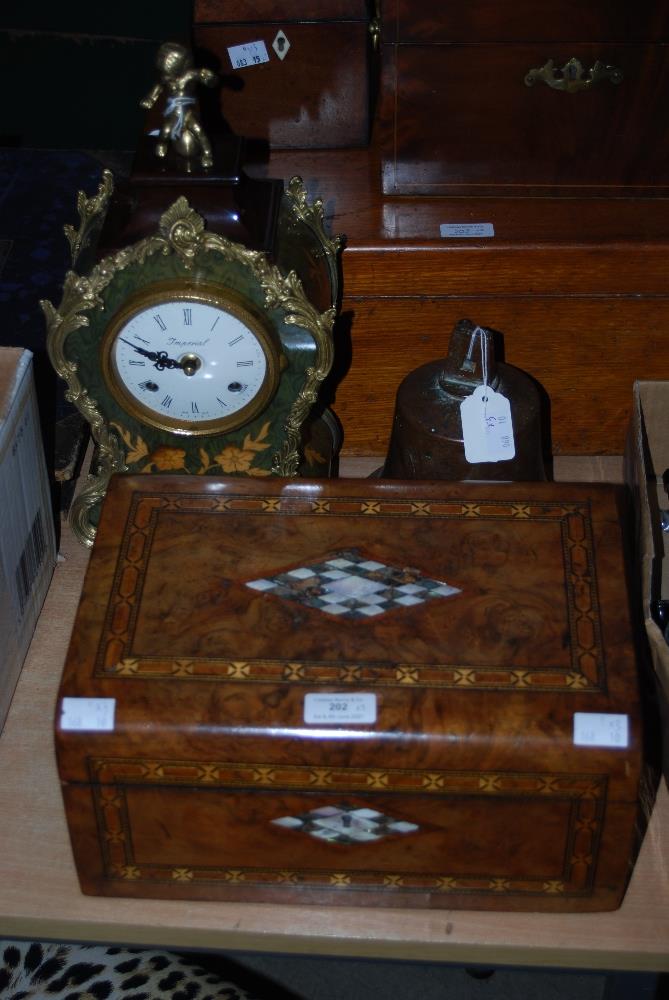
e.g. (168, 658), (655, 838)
(383, 319), (547, 481)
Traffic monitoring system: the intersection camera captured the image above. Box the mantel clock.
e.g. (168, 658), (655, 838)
(43, 173), (342, 546)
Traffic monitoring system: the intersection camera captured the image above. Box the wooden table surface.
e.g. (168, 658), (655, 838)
(1, 463), (668, 972)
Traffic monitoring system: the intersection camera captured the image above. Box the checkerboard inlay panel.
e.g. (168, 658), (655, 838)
(271, 804), (420, 844)
(245, 549), (460, 620)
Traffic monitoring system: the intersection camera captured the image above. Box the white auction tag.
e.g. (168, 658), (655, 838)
(440, 223), (495, 238)
(227, 40), (270, 69)
(60, 697), (116, 732)
(460, 384), (516, 463)
(573, 713), (629, 748)
(304, 693), (377, 725)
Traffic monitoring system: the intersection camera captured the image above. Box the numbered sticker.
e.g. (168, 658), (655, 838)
(573, 713), (629, 748)
(227, 40), (270, 70)
(440, 223), (495, 238)
(304, 693), (377, 725)
(60, 697), (116, 732)
(460, 384), (516, 463)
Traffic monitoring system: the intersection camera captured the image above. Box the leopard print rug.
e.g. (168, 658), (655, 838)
(0, 941), (263, 999)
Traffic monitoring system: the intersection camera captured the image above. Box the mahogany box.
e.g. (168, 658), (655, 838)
(379, 0), (669, 196)
(193, 0), (374, 148)
(55, 475), (651, 910)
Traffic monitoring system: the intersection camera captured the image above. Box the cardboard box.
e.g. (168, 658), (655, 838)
(625, 381), (669, 778)
(0, 348), (57, 731)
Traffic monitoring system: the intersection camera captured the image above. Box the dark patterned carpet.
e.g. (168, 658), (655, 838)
(0, 148), (103, 363)
(0, 148), (129, 499)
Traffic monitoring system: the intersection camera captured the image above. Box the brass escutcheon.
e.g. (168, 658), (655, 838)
(525, 57), (623, 93)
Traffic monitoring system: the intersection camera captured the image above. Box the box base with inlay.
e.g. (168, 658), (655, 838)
(56, 475), (652, 910)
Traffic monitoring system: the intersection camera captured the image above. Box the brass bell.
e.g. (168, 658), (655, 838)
(383, 319), (547, 481)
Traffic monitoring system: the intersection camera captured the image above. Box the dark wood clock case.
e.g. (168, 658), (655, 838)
(55, 475), (653, 911)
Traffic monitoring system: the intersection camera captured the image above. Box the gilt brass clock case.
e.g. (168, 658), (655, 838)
(43, 173), (342, 546)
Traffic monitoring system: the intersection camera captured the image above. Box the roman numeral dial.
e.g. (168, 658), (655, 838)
(105, 287), (281, 435)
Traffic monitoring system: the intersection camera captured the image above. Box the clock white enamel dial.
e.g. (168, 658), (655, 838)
(101, 284), (282, 435)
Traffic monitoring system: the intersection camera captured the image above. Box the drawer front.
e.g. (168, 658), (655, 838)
(195, 22), (370, 147)
(381, 0), (669, 43)
(381, 42), (669, 195)
(63, 772), (636, 910)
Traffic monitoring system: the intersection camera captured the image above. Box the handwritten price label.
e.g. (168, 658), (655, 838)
(460, 384), (516, 464)
(573, 713), (629, 748)
(60, 697), (116, 732)
(227, 40), (270, 70)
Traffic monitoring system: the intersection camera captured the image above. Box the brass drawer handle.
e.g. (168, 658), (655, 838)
(525, 57), (623, 92)
(369, 0), (381, 51)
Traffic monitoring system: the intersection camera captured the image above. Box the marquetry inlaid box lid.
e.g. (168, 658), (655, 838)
(56, 474), (643, 780)
(55, 475), (649, 909)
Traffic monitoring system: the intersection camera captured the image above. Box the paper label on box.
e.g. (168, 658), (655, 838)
(60, 697), (116, 732)
(227, 40), (270, 69)
(304, 693), (377, 725)
(440, 223), (495, 238)
(573, 712), (629, 748)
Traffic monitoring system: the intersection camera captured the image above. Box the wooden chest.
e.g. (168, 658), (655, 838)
(379, 0), (669, 196)
(193, 0), (374, 148)
(56, 475), (649, 911)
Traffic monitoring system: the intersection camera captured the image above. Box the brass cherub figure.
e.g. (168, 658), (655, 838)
(141, 42), (217, 169)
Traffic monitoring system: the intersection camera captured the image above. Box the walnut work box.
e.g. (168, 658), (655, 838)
(56, 475), (649, 910)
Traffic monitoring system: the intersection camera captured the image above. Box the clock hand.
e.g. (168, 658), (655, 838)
(119, 337), (185, 371)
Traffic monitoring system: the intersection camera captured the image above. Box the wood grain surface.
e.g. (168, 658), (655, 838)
(380, 43), (669, 196)
(381, 0), (669, 43)
(379, 2), (669, 195)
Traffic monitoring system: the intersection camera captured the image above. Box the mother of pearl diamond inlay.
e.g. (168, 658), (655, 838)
(245, 549), (460, 619)
(271, 804), (420, 844)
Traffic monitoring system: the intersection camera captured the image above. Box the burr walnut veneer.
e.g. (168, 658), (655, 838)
(56, 474), (648, 910)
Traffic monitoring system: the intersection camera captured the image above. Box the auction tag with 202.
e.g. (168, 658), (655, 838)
(303, 693), (377, 725)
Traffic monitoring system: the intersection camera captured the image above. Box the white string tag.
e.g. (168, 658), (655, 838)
(460, 384), (516, 463)
(458, 327), (515, 463)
